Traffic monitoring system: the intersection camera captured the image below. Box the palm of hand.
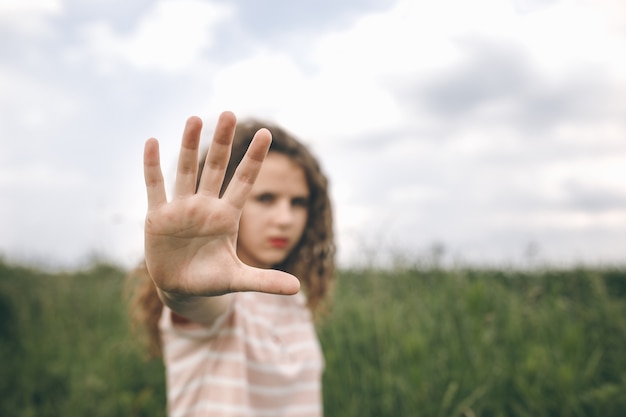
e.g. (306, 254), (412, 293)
(143, 112), (300, 297)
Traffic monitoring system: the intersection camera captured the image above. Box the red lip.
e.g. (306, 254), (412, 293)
(269, 237), (288, 248)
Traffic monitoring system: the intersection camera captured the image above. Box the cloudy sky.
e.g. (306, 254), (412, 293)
(1, 0), (625, 269)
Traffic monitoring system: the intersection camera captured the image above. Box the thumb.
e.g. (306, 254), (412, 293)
(231, 266), (301, 295)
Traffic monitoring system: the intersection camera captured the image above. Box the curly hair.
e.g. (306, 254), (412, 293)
(129, 118), (335, 357)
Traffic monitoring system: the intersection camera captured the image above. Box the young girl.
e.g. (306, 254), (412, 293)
(131, 111), (335, 417)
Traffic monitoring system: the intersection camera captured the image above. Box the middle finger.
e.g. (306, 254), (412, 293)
(197, 111), (237, 197)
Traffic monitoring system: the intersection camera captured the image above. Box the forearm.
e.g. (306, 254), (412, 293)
(157, 288), (233, 325)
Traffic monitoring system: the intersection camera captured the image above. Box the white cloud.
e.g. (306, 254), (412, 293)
(207, 51), (307, 116)
(0, 164), (85, 188)
(0, 67), (79, 134)
(1, 0), (626, 268)
(493, 210), (626, 230)
(311, 0), (626, 88)
(80, 0), (232, 74)
(0, 0), (63, 37)
(0, 0), (61, 14)
(311, 0), (516, 77)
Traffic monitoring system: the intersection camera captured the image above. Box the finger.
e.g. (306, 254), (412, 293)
(222, 128), (272, 208)
(197, 111), (237, 197)
(174, 116), (203, 198)
(231, 266), (301, 295)
(144, 138), (167, 209)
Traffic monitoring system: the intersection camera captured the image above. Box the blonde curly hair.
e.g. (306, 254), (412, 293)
(129, 118), (335, 357)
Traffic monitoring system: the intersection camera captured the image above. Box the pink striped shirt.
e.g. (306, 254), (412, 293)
(160, 292), (324, 417)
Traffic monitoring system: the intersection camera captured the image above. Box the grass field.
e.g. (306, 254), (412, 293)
(1, 258), (625, 416)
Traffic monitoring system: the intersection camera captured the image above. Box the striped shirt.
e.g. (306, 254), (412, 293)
(160, 291), (324, 417)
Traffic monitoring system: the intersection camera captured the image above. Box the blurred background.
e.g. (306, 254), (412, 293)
(2, 2), (626, 416)
(1, 0), (625, 269)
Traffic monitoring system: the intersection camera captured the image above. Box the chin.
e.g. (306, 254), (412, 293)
(264, 254), (290, 268)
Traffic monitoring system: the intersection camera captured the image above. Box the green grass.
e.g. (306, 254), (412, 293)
(1, 258), (625, 416)
(0, 260), (166, 417)
(321, 267), (626, 417)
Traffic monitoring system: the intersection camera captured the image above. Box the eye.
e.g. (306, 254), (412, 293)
(292, 197), (309, 208)
(255, 193), (275, 204)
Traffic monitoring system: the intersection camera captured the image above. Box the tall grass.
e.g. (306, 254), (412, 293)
(0, 260), (165, 417)
(1, 258), (625, 416)
(321, 267), (626, 416)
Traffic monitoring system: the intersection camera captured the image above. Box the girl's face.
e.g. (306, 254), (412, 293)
(237, 152), (309, 269)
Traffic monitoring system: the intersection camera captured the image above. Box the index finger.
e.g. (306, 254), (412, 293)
(221, 128), (272, 208)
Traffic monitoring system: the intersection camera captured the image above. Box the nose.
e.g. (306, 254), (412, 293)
(273, 199), (294, 226)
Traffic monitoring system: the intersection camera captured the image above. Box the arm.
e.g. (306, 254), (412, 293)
(156, 288), (233, 326)
(143, 111), (300, 324)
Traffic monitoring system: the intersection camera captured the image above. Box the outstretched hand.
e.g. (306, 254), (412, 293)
(143, 111), (301, 298)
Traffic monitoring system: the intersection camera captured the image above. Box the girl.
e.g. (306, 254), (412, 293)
(131, 111), (335, 417)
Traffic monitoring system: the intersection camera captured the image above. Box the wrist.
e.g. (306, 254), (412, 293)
(156, 288), (233, 325)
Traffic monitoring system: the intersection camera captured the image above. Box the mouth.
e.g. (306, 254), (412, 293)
(268, 237), (289, 249)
